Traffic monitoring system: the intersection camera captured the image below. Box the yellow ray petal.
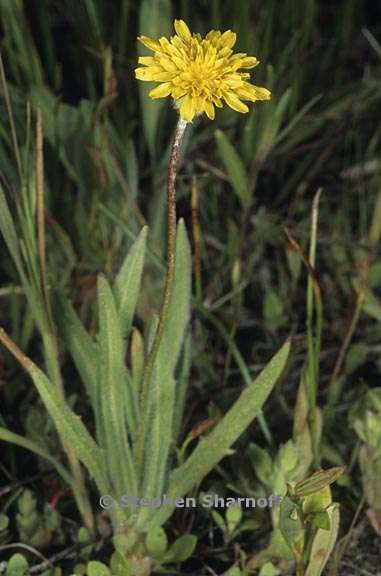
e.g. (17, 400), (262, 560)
(174, 19), (192, 43)
(138, 56), (155, 66)
(135, 67), (159, 81)
(252, 85), (272, 100)
(223, 92), (249, 113)
(148, 82), (172, 99)
(220, 30), (236, 49)
(204, 100), (215, 120)
(239, 56), (259, 68)
(138, 35), (161, 52)
(180, 94), (196, 121)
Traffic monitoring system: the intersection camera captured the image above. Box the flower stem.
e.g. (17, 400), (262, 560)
(135, 117), (188, 481)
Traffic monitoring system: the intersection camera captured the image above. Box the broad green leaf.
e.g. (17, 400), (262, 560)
(97, 275), (137, 498)
(0, 514), (9, 532)
(305, 504), (340, 576)
(138, 0), (172, 157)
(279, 496), (304, 562)
(215, 129), (252, 208)
(113, 226), (148, 339)
(225, 568), (242, 576)
(302, 486), (332, 515)
(110, 552), (130, 576)
(0, 427), (75, 490)
(145, 340), (290, 529)
(86, 561), (110, 576)
(226, 505), (242, 533)
(5, 553), (29, 576)
(55, 292), (98, 405)
(145, 526), (168, 558)
(248, 443), (274, 486)
(259, 563), (281, 576)
(163, 534), (197, 563)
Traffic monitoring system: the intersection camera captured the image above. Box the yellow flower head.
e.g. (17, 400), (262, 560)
(135, 19), (271, 122)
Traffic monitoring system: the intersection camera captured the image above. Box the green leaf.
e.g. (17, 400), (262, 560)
(293, 374), (314, 476)
(97, 275), (137, 498)
(226, 505), (242, 533)
(0, 184), (23, 273)
(279, 496), (304, 562)
(248, 443), (274, 486)
(113, 226), (148, 340)
(138, 0), (172, 157)
(225, 568), (243, 576)
(160, 219), (192, 372)
(146, 340), (290, 529)
(308, 510), (331, 531)
(55, 292), (98, 405)
(259, 563), (281, 576)
(302, 486), (332, 515)
(305, 504), (340, 576)
(0, 513), (9, 532)
(172, 331), (192, 442)
(138, 220), (191, 518)
(5, 553), (29, 576)
(110, 551), (130, 576)
(211, 509), (226, 533)
(263, 290), (284, 331)
(258, 88), (293, 159)
(163, 534), (197, 563)
(145, 526), (168, 558)
(86, 561), (111, 576)
(130, 328), (145, 395)
(0, 426), (75, 490)
(0, 330), (108, 493)
(215, 129), (252, 208)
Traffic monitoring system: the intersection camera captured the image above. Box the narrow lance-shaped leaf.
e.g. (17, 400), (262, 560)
(0, 426), (75, 490)
(139, 221), (191, 516)
(160, 218), (192, 373)
(141, 340), (291, 530)
(215, 129), (252, 208)
(55, 291), (98, 405)
(0, 328), (108, 493)
(113, 225), (148, 340)
(97, 275), (138, 499)
(0, 184), (23, 272)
